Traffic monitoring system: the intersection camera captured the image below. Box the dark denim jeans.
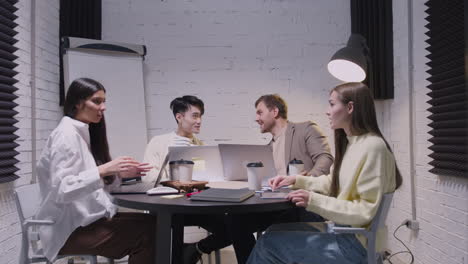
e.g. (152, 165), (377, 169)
(247, 222), (367, 264)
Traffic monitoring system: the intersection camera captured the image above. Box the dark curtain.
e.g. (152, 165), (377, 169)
(0, 0), (19, 183)
(351, 0), (394, 99)
(59, 0), (102, 105)
(426, 0), (467, 177)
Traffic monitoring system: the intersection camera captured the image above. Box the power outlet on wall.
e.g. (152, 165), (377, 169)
(383, 250), (391, 260)
(403, 219), (420, 230)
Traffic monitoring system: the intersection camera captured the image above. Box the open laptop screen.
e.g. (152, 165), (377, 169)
(218, 144), (276, 184)
(168, 146), (224, 182)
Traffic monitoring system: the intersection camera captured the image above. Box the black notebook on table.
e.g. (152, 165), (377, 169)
(190, 188), (255, 203)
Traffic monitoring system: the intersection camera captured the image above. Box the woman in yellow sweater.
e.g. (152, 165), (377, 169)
(247, 82), (403, 264)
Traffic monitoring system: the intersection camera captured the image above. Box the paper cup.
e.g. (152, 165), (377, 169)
(169, 159), (194, 183)
(246, 162), (264, 191)
(288, 159), (304, 176)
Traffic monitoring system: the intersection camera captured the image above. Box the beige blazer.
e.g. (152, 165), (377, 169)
(270, 121), (333, 176)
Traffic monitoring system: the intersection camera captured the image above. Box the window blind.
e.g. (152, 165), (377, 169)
(59, 0), (102, 105)
(426, 0), (467, 177)
(351, 0), (394, 99)
(0, 0), (19, 183)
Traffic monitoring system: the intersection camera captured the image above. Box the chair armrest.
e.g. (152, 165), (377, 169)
(326, 222), (368, 235)
(23, 219), (54, 228)
(331, 227), (367, 235)
(23, 220), (54, 243)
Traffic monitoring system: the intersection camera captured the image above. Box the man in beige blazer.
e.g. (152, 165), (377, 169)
(255, 94), (333, 177)
(228, 94), (334, 264)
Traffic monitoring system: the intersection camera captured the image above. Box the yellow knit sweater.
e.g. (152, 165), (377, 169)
(293, 133), (396, 250)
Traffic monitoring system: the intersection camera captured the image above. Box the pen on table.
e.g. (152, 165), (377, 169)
(186, 190), (202, 197)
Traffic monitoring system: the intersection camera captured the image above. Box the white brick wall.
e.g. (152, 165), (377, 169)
(102, 0), (349, 147)
(102, 1), (468, 263)
(387, 1), (468, 264)
(0, 1), (60, 263)
(103, 0), (350, 250)
(2, 1), (466, 263)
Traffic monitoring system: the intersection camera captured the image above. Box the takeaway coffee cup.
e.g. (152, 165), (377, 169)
(246, 162), (264, 191)
(169, 159), (194, 183)
(288, 159), (304, 176)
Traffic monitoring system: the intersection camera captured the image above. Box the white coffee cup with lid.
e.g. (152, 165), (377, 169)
(288, 158), (304, 176)
(246, 162), (264, 191)
(169, 159), (194, 183)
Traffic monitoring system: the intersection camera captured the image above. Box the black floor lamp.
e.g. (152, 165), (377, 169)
(327, 34), (372, 88)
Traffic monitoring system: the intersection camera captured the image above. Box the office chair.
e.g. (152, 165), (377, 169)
(326, 193), (394, 264)
(203, 230), (221, 264)
(14, 184), (113, 264)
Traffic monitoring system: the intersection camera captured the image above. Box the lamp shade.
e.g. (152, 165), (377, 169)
(327, 34), (368, 82)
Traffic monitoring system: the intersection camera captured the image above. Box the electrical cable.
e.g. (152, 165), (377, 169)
(386, 224), (415, 264)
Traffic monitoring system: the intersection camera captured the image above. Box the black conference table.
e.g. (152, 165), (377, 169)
(112, 182), (294, 264)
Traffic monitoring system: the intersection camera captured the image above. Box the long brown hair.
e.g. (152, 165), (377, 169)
(329, 82), (402, 197)
(64, 78), (111, 165)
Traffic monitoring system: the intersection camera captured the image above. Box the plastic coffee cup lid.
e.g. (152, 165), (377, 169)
(246, 162), (264, 167)
(289, 158), (304, 164)
(169, 159), (194, 165)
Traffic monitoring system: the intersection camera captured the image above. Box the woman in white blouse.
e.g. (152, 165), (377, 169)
(35, 78), (155, 263)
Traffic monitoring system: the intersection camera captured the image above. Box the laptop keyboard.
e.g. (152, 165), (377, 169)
(119, 182), (155, 193)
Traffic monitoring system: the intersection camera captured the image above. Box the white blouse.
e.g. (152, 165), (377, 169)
(35, 116), (118, 261)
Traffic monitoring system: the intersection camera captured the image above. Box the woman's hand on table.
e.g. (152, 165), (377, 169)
(268, 175), (297, 191)
(287, 189), (310, 208)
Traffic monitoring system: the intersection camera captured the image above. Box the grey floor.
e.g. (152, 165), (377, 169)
(53, 247), (237, 264)
(51, 226), (238, 264)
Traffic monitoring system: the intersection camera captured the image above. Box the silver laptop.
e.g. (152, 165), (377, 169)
(168, 146), (224, 182)
(218, 144), (276, 184)
(111, 154), (170, 194)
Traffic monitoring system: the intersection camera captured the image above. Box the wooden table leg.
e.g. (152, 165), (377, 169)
(171, 214), (184, 264)
(153, 211), (172, 264)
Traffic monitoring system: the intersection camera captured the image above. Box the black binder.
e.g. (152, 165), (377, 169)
(190, 188), (255, 203)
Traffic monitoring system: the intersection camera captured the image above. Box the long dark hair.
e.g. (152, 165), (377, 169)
(64, 78), (111, 165)
(329, 82), (402, 197)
